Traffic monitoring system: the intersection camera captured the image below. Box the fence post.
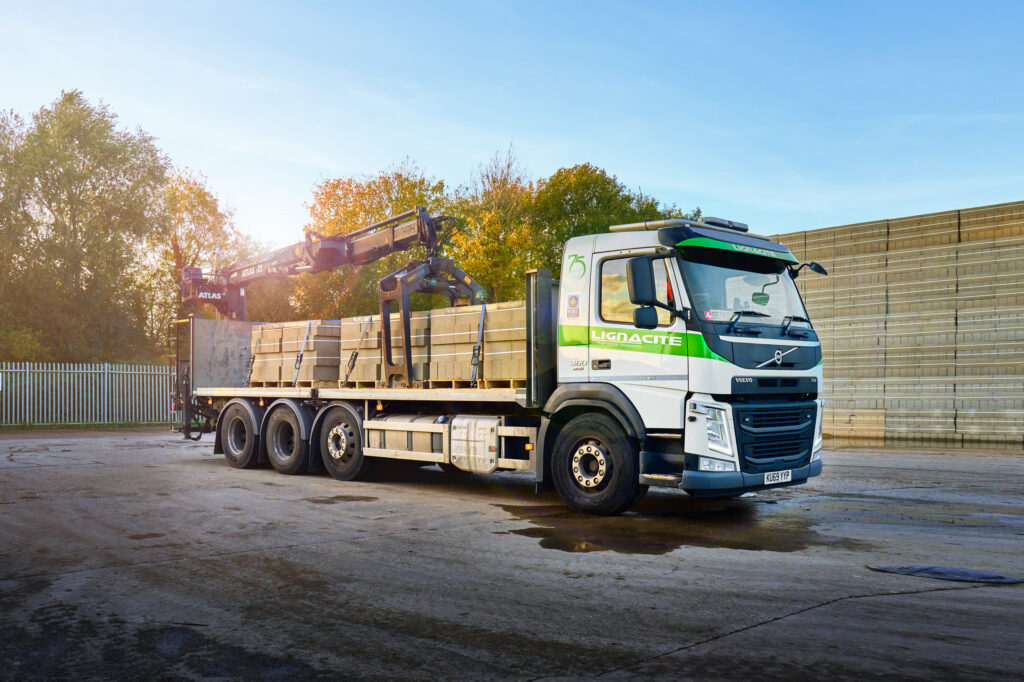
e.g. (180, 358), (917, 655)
(102, 362), (109, 424)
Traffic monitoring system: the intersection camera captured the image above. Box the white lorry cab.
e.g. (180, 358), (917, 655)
(176, 211), (827, 515)
(554, 217), (825, 510)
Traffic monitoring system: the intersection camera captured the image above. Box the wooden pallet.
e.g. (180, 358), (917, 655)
(481, 379), (526, 389)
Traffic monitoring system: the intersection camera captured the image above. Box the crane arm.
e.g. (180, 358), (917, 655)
(181, 207), (447, 320)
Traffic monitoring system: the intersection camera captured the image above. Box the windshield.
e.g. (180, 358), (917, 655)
(677, 247), (809, 326)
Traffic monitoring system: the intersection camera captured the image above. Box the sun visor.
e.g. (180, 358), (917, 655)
(658, 226), (798, 264)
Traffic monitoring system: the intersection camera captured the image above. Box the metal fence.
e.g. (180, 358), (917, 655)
(0, 362), (173, 427)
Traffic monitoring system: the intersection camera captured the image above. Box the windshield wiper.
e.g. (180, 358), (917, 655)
(726, 310), (770, 335)
(783, 315), (811, 337)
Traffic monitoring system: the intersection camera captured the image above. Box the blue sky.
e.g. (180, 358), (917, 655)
(2, 1), (1022, 246)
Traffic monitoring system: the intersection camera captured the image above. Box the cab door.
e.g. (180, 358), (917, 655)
(556, 237), (595, 383)
(588, 251), (689, 429)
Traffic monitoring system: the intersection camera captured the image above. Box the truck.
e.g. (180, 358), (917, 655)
(171, 208), (828, 515)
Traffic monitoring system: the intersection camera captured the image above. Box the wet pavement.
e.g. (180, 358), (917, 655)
(1, 429), (1022, 680)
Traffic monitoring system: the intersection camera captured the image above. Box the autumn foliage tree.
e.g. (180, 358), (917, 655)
(0, 91), (167, 361)
(448, 148), (538, 302)
(1, 92), (701, 360)
(293, 160), (449, 318)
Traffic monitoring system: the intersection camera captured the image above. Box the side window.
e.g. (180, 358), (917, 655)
(600, 257), (676, 326)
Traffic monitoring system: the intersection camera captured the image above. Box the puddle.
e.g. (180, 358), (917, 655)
(303, 495), (378, 505)
(128, 533), (164, 540)
(867, 565), (1023, 584)
(496, 497), (864, 555)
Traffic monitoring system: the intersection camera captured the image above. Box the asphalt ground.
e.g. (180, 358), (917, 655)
(1, 429), (1022, 680)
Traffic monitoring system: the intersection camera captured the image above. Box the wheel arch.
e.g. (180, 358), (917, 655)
(214, 398), (265, 456)
(261, 399), (316, 469)
(310, 401), (363, 456)
(536, 383), (646, 492)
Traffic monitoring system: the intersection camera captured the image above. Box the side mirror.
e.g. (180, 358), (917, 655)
(791, 261), (829, 279)
(633, 306), (659, 330)
(627, 257), (658, 306)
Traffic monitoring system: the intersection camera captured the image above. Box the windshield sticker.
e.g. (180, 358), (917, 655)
(706, 309), (733, 321)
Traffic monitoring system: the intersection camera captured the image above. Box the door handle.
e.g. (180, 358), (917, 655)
(592, 359), (611, 370)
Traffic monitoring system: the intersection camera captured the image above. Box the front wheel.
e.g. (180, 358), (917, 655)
(551, 413), (647, 515)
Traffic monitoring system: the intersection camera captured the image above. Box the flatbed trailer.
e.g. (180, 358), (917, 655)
(175, 215), (828, 515)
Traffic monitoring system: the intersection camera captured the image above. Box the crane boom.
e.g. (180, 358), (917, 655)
(181, 207), (446, 320)
(179, 206), (485, 388)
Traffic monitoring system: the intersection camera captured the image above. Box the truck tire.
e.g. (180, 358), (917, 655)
(318, 405), (375, 481)
(265, 407), (308, 475)
(221, 403), (259, 468)
(551, 413), (647, 515)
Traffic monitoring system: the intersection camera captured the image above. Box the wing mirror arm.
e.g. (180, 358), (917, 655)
(790, 261), (828, 279)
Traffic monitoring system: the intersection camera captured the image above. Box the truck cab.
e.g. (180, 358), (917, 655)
(550, 218), (824, 502)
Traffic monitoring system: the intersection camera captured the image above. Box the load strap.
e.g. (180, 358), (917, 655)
(246, 326), (262, 384)
(292, 320), (312, 386)
(470, 304), (486, 388)
(343, 318), (373, 387)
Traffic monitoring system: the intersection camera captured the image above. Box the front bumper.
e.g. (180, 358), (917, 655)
(678, 459), (822, 498)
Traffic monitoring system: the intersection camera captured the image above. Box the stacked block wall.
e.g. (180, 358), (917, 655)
(773, 200), (1024, 449)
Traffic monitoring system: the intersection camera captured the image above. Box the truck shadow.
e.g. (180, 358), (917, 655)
(494, 495), (865, 555)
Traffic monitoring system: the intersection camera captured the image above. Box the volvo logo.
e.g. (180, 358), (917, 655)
(756, 346), (798, 369)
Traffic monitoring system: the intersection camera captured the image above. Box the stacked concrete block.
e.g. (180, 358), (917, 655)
(774, 199), (1024, 450)
(248, 320), (341, 386)
(330, 302), (529, 387)
(249, 326), (282, 384)
(960, 201), (1024, 245)
(428, 306), (486, 383)
(887, 210), (958, 252)
(385, 311), (432, 385)
(340, 315), (381, 385)
(481, 302), (527, 382)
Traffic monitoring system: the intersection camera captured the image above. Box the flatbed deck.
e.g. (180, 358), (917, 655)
(194, 386), (526, 404)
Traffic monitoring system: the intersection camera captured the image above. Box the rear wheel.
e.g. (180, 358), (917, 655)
(265, 407), (308, 475)
(551, 413), (647, 515)
(221, 403), (258, 469)
(318, 405), (375, 481)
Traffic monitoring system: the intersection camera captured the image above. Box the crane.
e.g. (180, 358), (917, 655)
(179, 206), (486, 389)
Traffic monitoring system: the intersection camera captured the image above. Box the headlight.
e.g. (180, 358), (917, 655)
(704, 406), (731, 455)
(689, 401), (732, 455)
(699, 456), (737, 472)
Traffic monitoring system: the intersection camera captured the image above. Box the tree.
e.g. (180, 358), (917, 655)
(0, 110), (41, 359)
(294, 159), (449, 318)
(0, 91), (168, 361)
(448, 147), (538, 302)
(144, 169), (248, 336)
(531, 163), (699, 275)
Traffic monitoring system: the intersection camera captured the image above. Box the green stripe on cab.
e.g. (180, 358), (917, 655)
(558, 325), (728, 362)
(676, 237), (799, 264)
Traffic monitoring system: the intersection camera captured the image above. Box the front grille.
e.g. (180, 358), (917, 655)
(743, 408), (811, 428)
(732, 401), (816, 474)
(748, 440), (805, 458)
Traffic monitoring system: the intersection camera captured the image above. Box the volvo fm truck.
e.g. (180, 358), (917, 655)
(172, 210), (827, 515)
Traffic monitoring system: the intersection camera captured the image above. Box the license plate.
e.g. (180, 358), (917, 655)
(764, 469), (792, 485)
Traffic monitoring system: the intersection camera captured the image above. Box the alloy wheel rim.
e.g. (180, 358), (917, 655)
(571, 439), (609, 490)
(327, 423), (350, 462)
